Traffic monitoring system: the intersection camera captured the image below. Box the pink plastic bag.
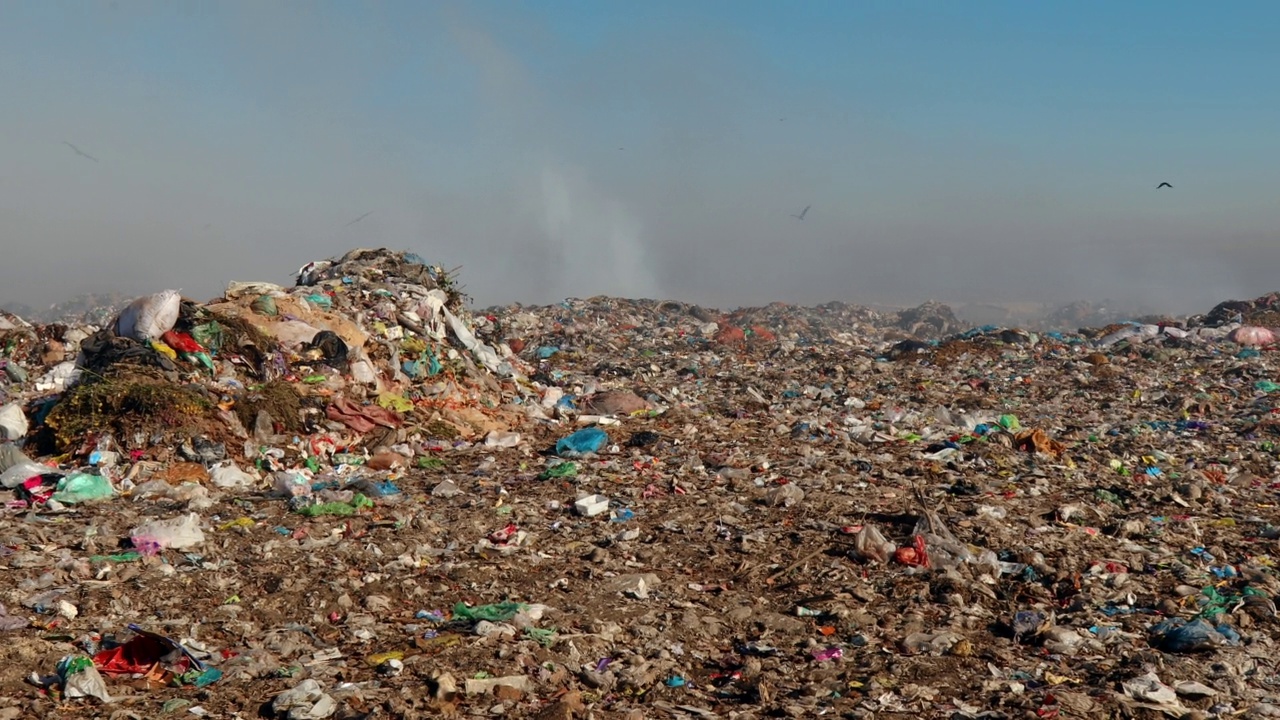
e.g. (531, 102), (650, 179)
(1229, 326), (1276, 347)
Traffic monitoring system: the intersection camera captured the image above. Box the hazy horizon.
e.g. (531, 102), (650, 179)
(2, 1), (1278, 316)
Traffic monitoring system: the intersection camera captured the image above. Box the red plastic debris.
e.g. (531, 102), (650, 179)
(894, 535), (930, 568)
(160, 330), (204, 355)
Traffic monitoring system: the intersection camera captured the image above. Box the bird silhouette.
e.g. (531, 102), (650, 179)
(1156, 182), (1173, 189)
(63, 141), (99, 163)
(791, 205), (810, 221)
(344, 211), (373, 227)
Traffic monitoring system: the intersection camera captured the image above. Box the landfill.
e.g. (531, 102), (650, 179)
(4, 248), (1280, 718)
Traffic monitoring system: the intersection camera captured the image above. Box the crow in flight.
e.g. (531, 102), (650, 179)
(63, 141), (99, 163)
(344, 211), (373, 227)
(1157, 182), (1172, 189)
(791, 205), (810, 221)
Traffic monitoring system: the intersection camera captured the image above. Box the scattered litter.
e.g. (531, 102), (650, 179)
(0, 254), (1276, 718)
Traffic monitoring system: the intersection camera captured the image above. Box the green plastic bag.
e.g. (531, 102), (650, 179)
(377, 392), (413, 413)
(303, 293), (333, 310)
(295, 493), (373, 517)
(52, 472), (115, 504)
(452, 601), (527, 622)
(998, 414), (1021, 431)
(251, 295), (278, 317)
(190, 322), (225, 352)
(537, 462), (578, 480)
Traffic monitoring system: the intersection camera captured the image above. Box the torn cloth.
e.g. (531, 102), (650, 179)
(326, 397), (403, 434)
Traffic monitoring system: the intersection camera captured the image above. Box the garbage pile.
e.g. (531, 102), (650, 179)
(5, 260), (1280, 718)
(1196, 291), (1280, 329)
(2, 293), (133, 327)
(9, 249), (527, 465)
(1041, 299), (1152, 332)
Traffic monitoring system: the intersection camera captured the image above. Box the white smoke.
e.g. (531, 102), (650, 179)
(533, 162), (659, 301)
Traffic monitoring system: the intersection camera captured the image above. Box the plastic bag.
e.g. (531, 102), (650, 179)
(305, 330), (348, 367)
(0, 602), (27, 631)
(210, 462), (256, 489)
(51, 472), (115, 504)
(302, 292), (333, 310)
(294, 494), (372, 517)
(901, 631), (962, 655)
(1229, 326), (1276, 347)
(273, 471), (313, 498)
(556, 427), (608, 456)
(190, 322), (225, 352)
(537, 462), (578, 480)
(130, 513), (206, 553)
(0, 442), (35, 474)
(910, 511), (976, 571)
(251, 294), (278, 317)
(452, 601), (528, 622)
(765, 483), (805, 508)
(1148, 617), (1234, 653)
(0, 402), (28, 441)
(484, 431), (522, 448)
(115, 290), (182, 342)
(272, 678), (336, 720)
(852, 524), (895, 564)
(132, 481), (212, 510)
(264, 320), (324, 349)
(0, 459), (54, 489)
(58, 655), (112, 703)
(443, 307), (505, 374)
(226, 281), (287, 299)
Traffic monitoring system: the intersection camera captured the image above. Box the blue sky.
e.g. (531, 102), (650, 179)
(1, 0), (1277, 314)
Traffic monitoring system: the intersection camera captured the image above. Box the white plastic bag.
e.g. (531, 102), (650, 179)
(852, 524), (895, 564)
(210, 461), (257, 489)
(0, 460), (53, 489)
(115, 290), (182, 342)
(272, 471), (313, 499)
(35, 361), (81, 393)
(60, 657), (112, 703)
(263, 320), (324, 349)
(130, 513), (205, 552)
(484, 431), (522, 448)
(131, 481), (213, 510)
(0, 402), (27, 440)
(272, 678), (337, 720)
(225, 281), (287, 299)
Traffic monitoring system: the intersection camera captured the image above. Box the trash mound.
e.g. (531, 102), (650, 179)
(1041, 299), (1142, 331)
(892, 300), (961, 338)
(9, 248), (525, 457)
(296, 246), (468, 314)
(2, 293), (133, 327)
(490, 296), (900, 358)
(48, 293), (133, 326)
(1199, 291), (1280, 328)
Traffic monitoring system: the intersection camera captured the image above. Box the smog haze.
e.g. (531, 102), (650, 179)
(2, 1), (1279, 317)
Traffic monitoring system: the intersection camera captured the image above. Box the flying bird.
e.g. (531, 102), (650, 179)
(344, 211), (373, 227)
(1156, 182), (1172, 189)
(63, 141), (99, 163)
(791, 205), (810, 221)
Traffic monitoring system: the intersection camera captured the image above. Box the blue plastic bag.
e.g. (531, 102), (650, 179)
(1148, 617), (1235, 652)
(556, 427), (608, 457)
